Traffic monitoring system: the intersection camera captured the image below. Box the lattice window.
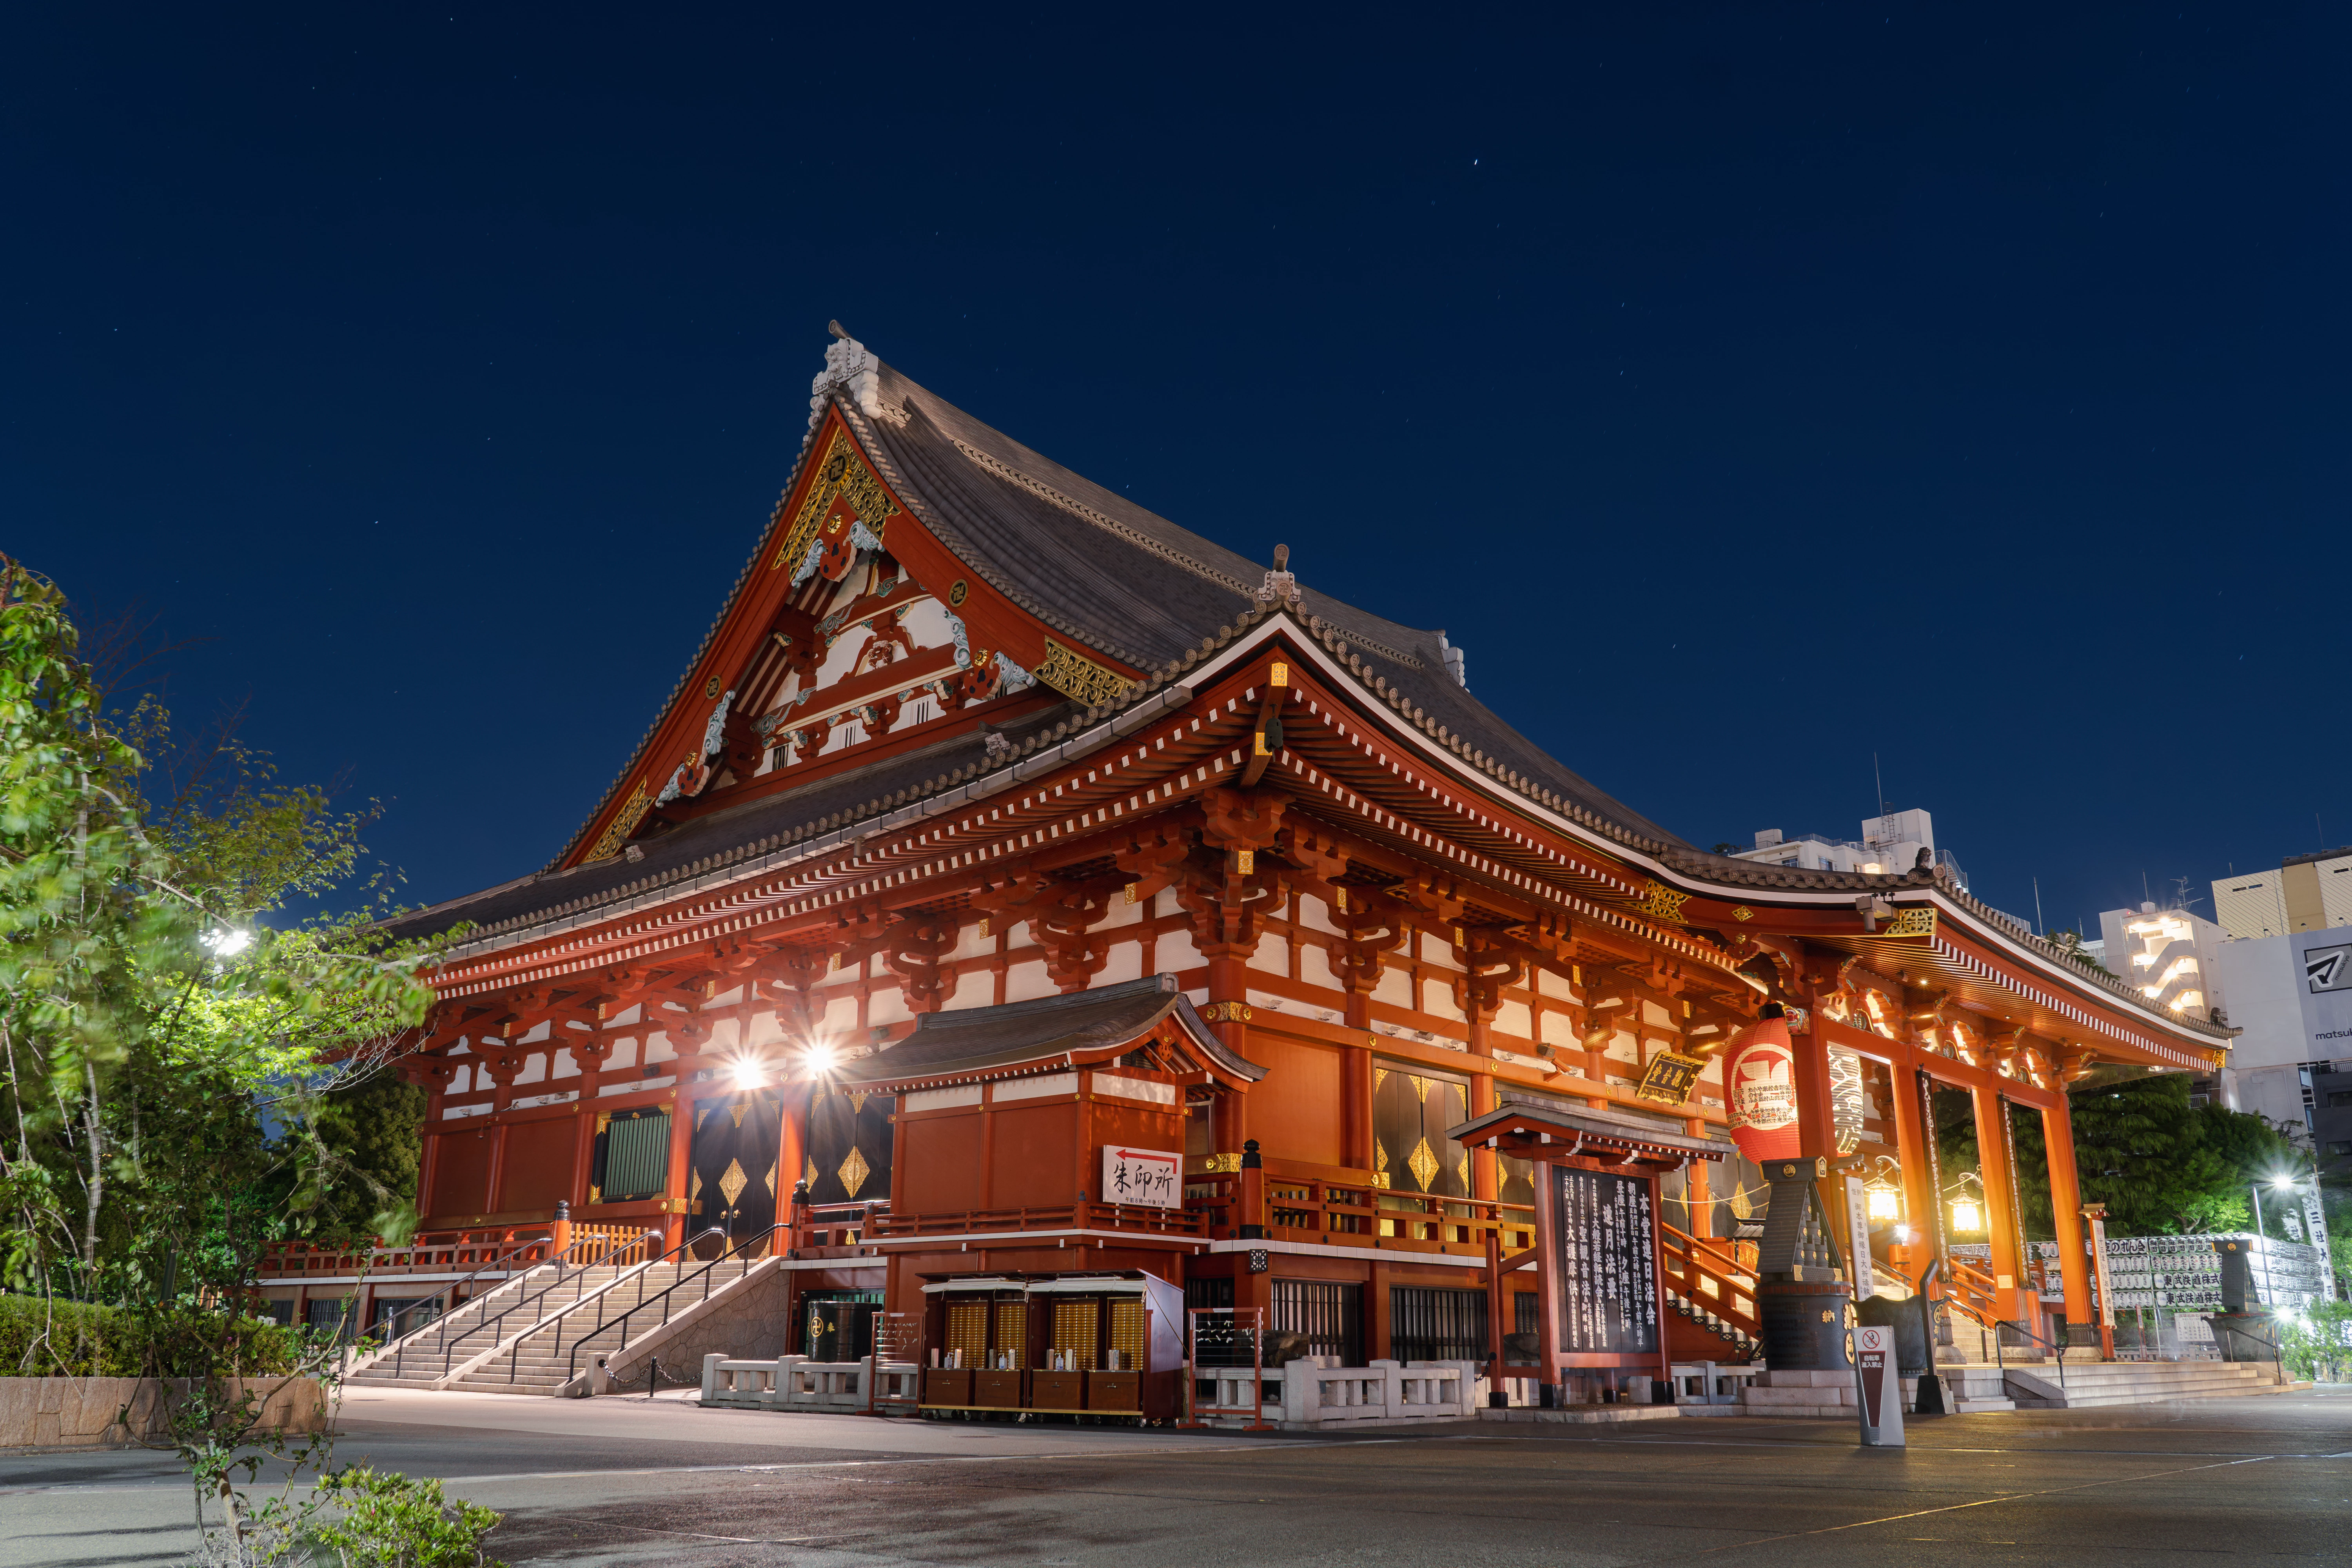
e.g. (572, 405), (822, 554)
(1273, 1280), (1362, 1366)
(1109, 1298), (1148, 1372)
(944, 1300), (987, 1368)
(989, 1299), (1029, 1368)
(1050, 1299), (1100, 1370)
(1389, 1285), (1488, 1363)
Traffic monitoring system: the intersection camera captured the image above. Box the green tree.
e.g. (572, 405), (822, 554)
(0, 557), (465, 1562)
(1941, 1073), (2294, 1240)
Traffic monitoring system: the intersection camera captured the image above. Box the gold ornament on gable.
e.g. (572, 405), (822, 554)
(1034, 637), (1134, 708)
(773, 428), (902, 574)
(584, 780), (653, 864)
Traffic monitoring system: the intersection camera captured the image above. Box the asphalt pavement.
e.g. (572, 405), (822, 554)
(4, 1385), (2348, 1566)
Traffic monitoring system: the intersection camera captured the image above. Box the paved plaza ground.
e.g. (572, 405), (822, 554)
(4, 1384), (2348, 1566)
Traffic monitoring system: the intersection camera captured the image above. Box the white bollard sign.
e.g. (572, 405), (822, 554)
(1849, 1325), (1905, 1447)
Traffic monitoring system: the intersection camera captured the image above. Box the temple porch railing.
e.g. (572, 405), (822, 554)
(1658, 1223), (1760, 1342)
(1186, 1166), (1536, 1256)
(256, 1221), (657, 1282)
(865, 1201), (1212, 1241)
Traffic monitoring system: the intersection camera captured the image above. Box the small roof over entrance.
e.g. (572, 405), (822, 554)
(835, 974), (1266, 1089)
(1448, 1100), (1738, 1168)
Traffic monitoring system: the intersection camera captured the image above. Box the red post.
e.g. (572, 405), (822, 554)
(2041, 1097), (2094, 1345)
(662, 1091), (693, 1250)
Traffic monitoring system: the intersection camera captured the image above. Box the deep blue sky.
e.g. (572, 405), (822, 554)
(11, 5), (2345, 935)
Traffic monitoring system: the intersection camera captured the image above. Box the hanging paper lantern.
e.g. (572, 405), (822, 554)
(1726, 1013), (1802, 1162)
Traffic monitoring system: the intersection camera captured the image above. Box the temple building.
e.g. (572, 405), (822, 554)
(289, 328), (2232, 1408)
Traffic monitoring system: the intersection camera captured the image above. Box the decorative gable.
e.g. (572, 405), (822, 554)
(561, 402), (1143, 869)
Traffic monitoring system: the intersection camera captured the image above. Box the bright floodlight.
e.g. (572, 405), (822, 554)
(203, 928), (252, 958)
(804, 1042), (838, 1074)
(730, 1056), (765, 1088)
(2270, 1174), (2299, 1188)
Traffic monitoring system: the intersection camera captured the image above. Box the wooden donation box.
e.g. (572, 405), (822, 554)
(1450, 1100), (1735, 1401)
(918, 1272), (1185, 1420)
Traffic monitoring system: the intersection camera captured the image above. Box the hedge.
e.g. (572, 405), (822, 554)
(0, 1294), (304, 1379)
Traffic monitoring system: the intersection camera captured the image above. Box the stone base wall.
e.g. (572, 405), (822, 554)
(586, 1261), (791, 1396)
(0, 1377), (327, 1451)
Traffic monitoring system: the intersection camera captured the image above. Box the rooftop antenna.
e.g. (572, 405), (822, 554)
(2033, 876), (2045, 936)
(1873, 753), (1887, 820)
(2141, 870), (2151, 906)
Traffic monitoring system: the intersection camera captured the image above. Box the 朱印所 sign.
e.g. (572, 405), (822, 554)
(1102, 1145), (1183, 1209)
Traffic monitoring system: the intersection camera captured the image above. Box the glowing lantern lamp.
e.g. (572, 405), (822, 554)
(1866, 1185), (1901, 1222)
(1950, 1197), (1983, 1233)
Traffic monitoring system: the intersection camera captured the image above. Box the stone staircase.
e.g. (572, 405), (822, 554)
(1997, 1358), (2288, 1410)
(1665, 1287), (1760, 1361)
(348, 1255), (760, 1395)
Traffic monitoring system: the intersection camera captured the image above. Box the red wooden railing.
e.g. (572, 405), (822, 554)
(868, 1201), (1210, 1240)
(1659, 1223), (1760, 1341)
(1943, 1254), (2004, 1331)
(257, 1226), (555, 1279)
(1186, 1170), (1536, 1254)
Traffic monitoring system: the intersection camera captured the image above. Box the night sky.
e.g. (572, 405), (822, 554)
(12, 7), (2345, 937)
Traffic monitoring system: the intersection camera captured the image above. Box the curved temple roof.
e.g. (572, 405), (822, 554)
(387, 331), (2227, 1062)
(836, 974), (1265, 1086)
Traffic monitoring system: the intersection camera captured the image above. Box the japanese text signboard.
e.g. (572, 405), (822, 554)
(1102, 1145), (1183, 1209)
(1552, 1167), (1660, 1355)
(1635, 1051), (1705, 1107)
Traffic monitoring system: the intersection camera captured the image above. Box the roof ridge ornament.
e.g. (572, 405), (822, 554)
(809, 323), (889, 428)
(1254, 543), (1301, 610)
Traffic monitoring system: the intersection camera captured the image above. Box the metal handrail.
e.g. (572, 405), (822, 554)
(436, 1227), (666, 1381)
(363, 1231), (556, 1367)
(1995, 1316), (2067, 1388)
(559, 1226), (777, 1387)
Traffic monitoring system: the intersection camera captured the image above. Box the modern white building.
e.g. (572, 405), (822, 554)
(1734, 808), (1961, 883)
(2198, 850), (2352, 1132)
(2097, 903), (2231, 1024)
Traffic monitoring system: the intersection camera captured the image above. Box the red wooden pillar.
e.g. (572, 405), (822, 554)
(1970, 1085), (2027, 1323)
(1682, 1122), (1713, 1240)
(2041, 1096), (2094, 1337)
(1790, 1002), (1838, 1163)
(662, 1090), (693, 1250)
(1888, 1058), (1938, 1283)
(779, 1083), (808, 1207)
(568, 1107), (597, 1216)
(416, 1131), (444, 1222)
(1343, 987), (1375, 1172)
(1205, 953), (1251, 1154)
(484, 1123), (511, 1218)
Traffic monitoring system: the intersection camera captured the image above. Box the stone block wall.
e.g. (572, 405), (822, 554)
(0, 1377), (326, 1451)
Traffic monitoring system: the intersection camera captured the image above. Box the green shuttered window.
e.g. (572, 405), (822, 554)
(597, 1109), (670, 1203)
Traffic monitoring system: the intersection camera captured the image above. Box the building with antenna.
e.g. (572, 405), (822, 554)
(1731, 809), (1959, 884)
